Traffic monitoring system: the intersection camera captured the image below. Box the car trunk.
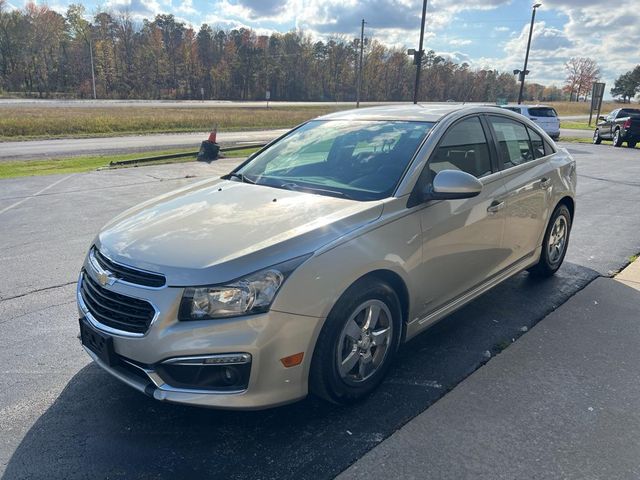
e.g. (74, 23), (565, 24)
(528, 107), (559, 130)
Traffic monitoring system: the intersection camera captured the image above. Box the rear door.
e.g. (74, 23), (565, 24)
(415, 115), (508, 318)
(486, 114), (549, 267)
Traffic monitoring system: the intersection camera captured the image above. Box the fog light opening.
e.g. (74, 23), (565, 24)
(222, 366), (240, 386)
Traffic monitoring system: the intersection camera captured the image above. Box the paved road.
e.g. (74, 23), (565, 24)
(340, 274), (640, 479)
(0, 129), (289, 161)
(1, 128), (593, 161)
(1, 143), (639, 479)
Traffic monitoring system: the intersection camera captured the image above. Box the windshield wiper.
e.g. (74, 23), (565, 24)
(278, 182), (352, 200)
(226, 172), (256, 184)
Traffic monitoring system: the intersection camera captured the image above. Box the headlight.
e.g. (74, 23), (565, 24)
(178, 255), (311, 320)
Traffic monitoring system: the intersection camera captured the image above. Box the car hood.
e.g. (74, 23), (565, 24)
(95, 178), (383, 286)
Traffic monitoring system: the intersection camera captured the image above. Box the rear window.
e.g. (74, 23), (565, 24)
(528, 107), (557, 118)
(620, 109), (640, 117)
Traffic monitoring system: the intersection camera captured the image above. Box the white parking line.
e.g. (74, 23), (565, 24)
(0, 174), (75, 216)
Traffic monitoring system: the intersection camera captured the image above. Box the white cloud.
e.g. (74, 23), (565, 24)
(437, 51), (472, 64)
(448, 38), (472, 46)
(175, 0), (196, 15)
(476, 2), (640, 92)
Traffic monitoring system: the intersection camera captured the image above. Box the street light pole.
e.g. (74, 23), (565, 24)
(356, 19), (366, 108)
(517, 3), (541, 105)
(88, 33), (97, 100)
(413, 0), (428, 104)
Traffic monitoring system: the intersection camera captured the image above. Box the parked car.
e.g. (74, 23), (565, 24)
(499, 104), (561, 140)
(593, 108), (640, 148)
(77, 105), (576, 409)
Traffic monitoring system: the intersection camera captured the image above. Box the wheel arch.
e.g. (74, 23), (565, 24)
(352, 269), (410, 340)
(557, 195), (575, 220)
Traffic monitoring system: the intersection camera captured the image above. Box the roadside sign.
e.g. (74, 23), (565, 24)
(265, 90), (271, 100)
(589, 82), (605, 126)
(496, 97), (507, 106)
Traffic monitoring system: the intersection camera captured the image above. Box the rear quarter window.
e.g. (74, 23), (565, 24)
(528, 107), (557, 118)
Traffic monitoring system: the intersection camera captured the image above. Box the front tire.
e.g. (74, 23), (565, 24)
(528, 204), (572, 278)
(627, 141), (637, 148)
(613, 128), (623, 147)
(309, 278), (402, 405)
(592, 129), (602, 144)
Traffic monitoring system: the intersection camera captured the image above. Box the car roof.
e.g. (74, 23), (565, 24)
(500, 104), (554, 109)
(317, 103), (473, 122)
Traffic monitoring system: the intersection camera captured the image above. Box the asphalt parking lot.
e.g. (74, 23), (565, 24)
(1, 142), (640, 479)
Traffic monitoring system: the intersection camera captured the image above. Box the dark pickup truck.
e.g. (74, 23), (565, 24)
(593, 108), (640, 148)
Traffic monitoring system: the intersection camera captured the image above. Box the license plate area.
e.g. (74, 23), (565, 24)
(79, 317), (115, 366)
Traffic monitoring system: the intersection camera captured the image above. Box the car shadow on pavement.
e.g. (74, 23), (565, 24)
(3, 262), (600, 480)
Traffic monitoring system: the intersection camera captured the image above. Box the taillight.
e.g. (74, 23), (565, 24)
(623, 119), (632, 129)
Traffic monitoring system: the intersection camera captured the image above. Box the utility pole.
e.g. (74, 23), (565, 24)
(356, 19), (366, 108)
(88, 33), (97, 100)
(413, 0), (428, 104)
(517, 3), (541, 104)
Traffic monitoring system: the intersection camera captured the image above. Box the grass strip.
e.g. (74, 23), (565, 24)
(561, 121), (594, 131)
(0, 106), (345, 140)
(0, 146), (261, 179)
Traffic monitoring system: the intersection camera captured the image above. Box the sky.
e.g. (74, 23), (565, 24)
(17, 0), (640, 93)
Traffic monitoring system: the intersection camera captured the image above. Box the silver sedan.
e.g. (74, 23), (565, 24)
(77, 104), (576, 409)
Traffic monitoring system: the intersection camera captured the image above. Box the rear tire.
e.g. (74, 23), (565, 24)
(309, 278), (402, 405)
(592, 129), (602, 144)
(528, 204), (572, 278)
(627, 141), (637, 148)
(613, 128), (623, 147)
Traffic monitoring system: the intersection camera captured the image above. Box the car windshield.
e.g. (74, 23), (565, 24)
(528, 107), (557, 118)
(234, 120), (434, 201)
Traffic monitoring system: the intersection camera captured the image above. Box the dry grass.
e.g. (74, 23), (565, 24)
(0, 101), (628, 140)
(0, 106), (347, 140)
(530, 101), (620, 117)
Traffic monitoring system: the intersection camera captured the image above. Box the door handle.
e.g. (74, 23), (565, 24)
(487, 200), (505, 214)
(540, 177), (552, 189)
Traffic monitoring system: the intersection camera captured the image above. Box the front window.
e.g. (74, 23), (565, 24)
(430, 116), (493, 178)
(233, 120), (434, 201)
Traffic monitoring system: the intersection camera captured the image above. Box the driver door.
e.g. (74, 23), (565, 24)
(414, 115), (509, 324)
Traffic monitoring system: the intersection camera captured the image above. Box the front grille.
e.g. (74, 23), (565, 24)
(93, 248), (165, 288)
(80, 272), (155, 334)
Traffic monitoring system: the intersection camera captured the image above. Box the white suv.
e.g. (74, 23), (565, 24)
(499, 105), (560, 140)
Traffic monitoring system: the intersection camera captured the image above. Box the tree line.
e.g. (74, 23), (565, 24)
(1, 2), (571, 103)
(611, 66), (640, 103)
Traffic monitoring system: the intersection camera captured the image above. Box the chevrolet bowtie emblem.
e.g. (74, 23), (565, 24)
(97, 271), (116, 286)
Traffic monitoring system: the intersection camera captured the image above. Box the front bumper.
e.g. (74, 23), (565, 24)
(77, 273), (324, 410)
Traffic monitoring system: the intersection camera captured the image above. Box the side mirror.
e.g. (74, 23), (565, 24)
(423, 169), (483, 201)
(598, 116), (606, 121)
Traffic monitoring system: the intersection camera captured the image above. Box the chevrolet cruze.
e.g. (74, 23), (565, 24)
(77, 105), (576, 409)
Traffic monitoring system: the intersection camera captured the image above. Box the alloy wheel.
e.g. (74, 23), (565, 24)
(547, 215), (568, 264)
(336, 300), (393, 384)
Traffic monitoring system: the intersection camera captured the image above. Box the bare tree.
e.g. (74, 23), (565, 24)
(564, 57), (600, 102)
